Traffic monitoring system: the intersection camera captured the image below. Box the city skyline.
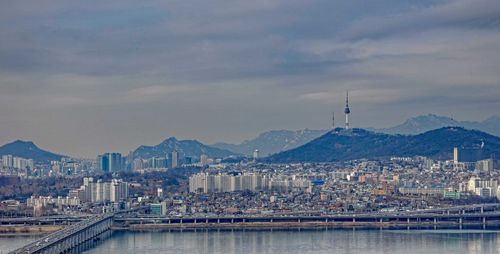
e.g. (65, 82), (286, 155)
(1, 0), (500, 157)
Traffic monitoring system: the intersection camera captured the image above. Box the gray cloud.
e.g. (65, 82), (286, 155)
(0, 0), (499, 157)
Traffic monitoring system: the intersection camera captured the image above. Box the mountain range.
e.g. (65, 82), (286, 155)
(212, 129), (327, 156)
(265, 127), (500, 163)
(0, 140), (64, 163)
(131, 137), (239, 159)
(213, 114), (500, 157)
(2, 114), (499, 162)
(370, 114), (500, 136)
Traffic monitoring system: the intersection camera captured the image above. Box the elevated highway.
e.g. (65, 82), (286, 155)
(115, 212), (500, 229)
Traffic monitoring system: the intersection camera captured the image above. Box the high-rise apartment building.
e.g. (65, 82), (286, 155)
(453, 147), (459, 163)
(2, 155), (13, 168)
(170, 150), (178, 168)
(189, 173), (310, 193)
(253, 150), (259, 161)
(81, 177), (129, 203)
(200, 154), (208, 166)
(2, 155), (33, 170)
(476, 159), (494, 172)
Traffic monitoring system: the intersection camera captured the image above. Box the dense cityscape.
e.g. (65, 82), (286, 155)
(1, 136), (498, 219)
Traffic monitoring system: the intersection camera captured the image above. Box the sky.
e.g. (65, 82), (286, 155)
(1, 0), (500, 158)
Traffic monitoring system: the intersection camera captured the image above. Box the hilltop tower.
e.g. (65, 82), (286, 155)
(344, 90), (350, 130)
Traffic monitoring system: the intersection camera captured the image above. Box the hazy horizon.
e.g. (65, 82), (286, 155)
(1, 0), (500, 157)
(1, 112), (498, 159)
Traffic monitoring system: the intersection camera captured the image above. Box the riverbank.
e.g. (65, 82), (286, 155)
(0, 225), (63, 235)
(3, 220), (500, 236)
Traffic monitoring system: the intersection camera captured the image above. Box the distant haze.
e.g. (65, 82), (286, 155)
(1, 0), (499, 157)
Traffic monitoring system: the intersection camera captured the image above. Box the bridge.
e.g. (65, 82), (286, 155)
(0, 215), (89, 226)
(9, 214), (113, 254)
(115, 212), (500, 230)
(115, 203), (500, 230)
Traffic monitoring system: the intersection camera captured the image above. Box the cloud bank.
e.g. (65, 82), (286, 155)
(0, 0), (499, 157)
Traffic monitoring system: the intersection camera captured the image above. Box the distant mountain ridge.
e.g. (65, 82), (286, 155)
(212, 129), (328, 156)
(266, 127), (500, 163)
(371, 114), (500, 136)
(0, 140), (64, 163)
(213, 114), (500, 157)
(132, 137), (239, 159)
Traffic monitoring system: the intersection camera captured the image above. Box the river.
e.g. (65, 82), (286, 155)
(2, 229), (500, 253)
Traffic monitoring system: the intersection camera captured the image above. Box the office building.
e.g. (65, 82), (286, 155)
(150, 202), (168, 215)
(98, 153), (123, 172)
(98, 155), (109, 172)
(109, 153), (122, 172)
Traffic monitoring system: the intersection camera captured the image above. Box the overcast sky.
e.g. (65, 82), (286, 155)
(1, 0), (499, 157)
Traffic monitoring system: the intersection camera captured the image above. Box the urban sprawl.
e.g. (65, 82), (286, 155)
(0, 146), (497, 218)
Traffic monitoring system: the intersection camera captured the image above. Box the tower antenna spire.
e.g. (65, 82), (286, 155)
(346, 90), (349, 107)
(344, 90), (350, 130)
(332, 111), (335, 130)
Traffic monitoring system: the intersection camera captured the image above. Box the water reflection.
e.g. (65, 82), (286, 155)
(0, 230), (112, 254)
(82, 229), (500, 254)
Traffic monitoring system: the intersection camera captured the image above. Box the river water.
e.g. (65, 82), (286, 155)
(0, 235), (40, 254)
(2, 229), (500, 254)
